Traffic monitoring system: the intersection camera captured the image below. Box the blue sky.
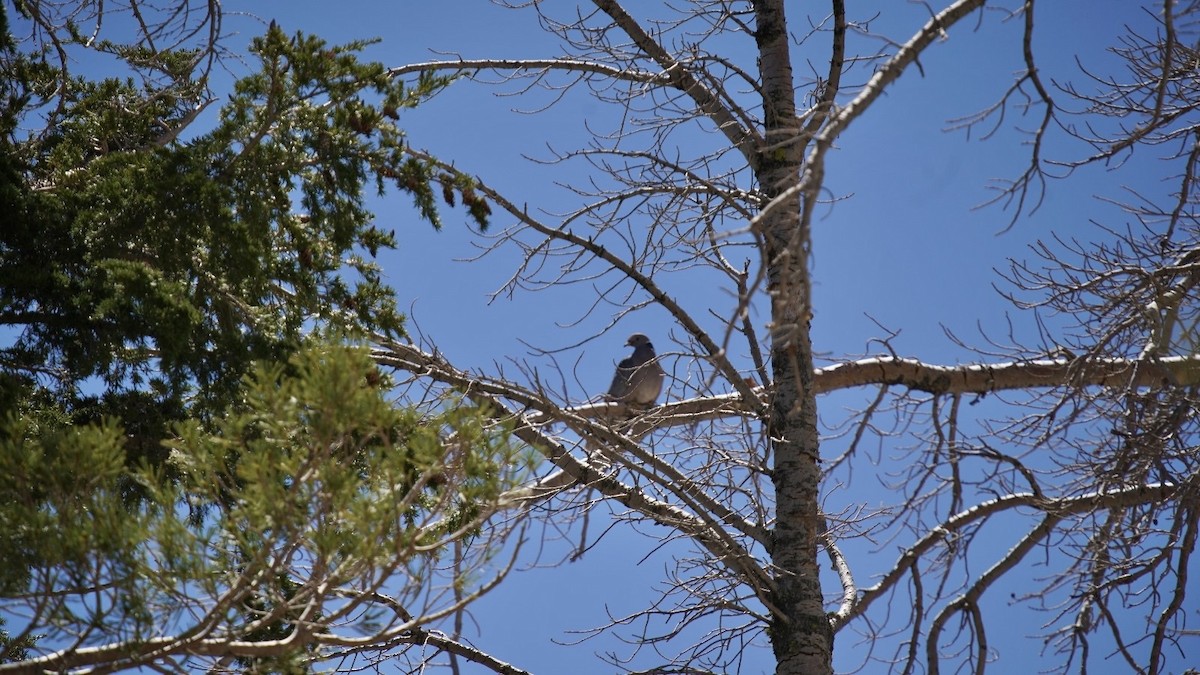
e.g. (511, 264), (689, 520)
(261, 1), (1150, 364)
(245, 2), (1194, 672)
(13, 1), (1197, 672)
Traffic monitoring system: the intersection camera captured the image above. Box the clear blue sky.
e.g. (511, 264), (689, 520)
(24, 1), (1199, 672)
(248, 2), (1194, 672)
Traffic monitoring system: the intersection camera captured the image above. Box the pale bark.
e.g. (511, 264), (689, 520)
(508, 354), (1200, 433)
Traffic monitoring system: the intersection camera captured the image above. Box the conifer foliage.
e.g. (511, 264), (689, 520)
(0, 3), (511, 670)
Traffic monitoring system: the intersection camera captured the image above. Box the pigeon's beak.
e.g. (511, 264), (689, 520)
(626, 337), (635, 347)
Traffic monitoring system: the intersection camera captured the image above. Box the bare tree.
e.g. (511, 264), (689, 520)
(364, 2), (1200, 674)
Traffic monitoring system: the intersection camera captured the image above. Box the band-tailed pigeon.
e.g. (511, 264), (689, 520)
(605, 333), (664, 407)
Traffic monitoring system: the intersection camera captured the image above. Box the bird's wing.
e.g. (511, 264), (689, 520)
(607, 355), (638, 399)
(627, 347), (664, 404)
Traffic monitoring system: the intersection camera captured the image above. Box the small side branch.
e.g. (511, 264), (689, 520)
(839, 481), (1183, 631)
(388, 58), (669, 86)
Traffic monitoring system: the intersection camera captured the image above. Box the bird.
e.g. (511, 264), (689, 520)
(605, 333), (664, 407)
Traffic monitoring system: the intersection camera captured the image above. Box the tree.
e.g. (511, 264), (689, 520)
(0, 1), (524, 671)
(5, 1), (1200, 674)
(364, 2), (1199, 674)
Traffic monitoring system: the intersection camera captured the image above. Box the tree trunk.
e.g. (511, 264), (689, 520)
(753, 1), (833, 673)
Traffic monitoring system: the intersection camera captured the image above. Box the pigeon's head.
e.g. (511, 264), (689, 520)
(626, 333), (653, 349)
